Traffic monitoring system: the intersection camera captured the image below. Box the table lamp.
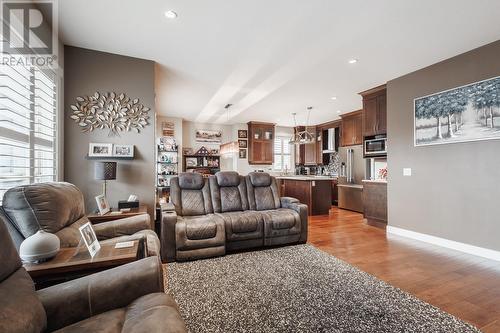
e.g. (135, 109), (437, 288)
(95, 161), (117, 197)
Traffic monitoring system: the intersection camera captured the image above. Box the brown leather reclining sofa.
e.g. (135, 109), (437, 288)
(2, 182), (160, 258)
(0, 210), (187, 333)
(161, 171), (308, 262)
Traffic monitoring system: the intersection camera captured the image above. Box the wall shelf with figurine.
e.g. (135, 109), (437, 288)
(182, 146), (220, 176)
(156, 136), (178, 206)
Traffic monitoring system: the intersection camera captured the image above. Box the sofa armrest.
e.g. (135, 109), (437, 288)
(38, 256), (164, 332)
(160, 209), (178, 263)
(93, 214), (151, 240)
(160, 202), (176, 212)
(280, 196), (300, 206)
(280, 197), (308, 243)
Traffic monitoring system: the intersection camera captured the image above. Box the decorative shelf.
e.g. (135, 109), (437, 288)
(157, 161), (178, 164)
(85, 155), (134, 160)
(158, 150), (178, 153)
(183, 154), (220, 157)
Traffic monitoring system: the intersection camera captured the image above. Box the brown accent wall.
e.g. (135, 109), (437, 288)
(387, 40), (500, 251)
(64, 46), (156, 216)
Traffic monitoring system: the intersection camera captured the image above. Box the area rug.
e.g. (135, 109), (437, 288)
(166, 244), (480, 333)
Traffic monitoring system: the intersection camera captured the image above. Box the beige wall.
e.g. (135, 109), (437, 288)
(387, 40), (500, 251)
(64, 46), (156, 216)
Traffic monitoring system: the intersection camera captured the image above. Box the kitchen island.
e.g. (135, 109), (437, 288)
(276, 176), (334, 215)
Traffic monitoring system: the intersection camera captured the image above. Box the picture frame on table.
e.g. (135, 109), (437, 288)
(89, 143), (113, 157)
(238, 139), (247, 148)
(113, 144), (134, 157)
(78, 222), (101, 257)
(95, 194), (110, 215)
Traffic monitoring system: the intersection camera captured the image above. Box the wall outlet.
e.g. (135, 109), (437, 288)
(403, 168), (412, 176)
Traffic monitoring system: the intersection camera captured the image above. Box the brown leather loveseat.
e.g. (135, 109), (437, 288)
(161, 171), (308, 262)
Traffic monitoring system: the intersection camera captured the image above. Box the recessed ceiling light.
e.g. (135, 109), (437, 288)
(336, 110), (341, 114)
(330, 96), (337, 100)
(164, 10), (178, 19)
(348, 58), (358, 64)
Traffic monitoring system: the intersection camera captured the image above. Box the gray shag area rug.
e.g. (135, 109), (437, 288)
(166, 245), (480, 333)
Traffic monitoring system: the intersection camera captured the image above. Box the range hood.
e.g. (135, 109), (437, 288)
(322, 128), (337, 153)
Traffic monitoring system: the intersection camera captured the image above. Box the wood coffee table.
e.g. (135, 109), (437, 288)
(24, 239), (145, 289)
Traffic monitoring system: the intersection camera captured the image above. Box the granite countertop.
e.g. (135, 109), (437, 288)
(276, 175), (337, 181)
(362, 179), (387, 184)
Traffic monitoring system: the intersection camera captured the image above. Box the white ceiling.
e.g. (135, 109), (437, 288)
(59, 0), (500, 127)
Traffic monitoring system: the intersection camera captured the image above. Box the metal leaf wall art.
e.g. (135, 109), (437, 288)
(69, 92), (151, 136)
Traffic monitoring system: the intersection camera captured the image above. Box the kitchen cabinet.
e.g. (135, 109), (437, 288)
(362, 180), (387, 228)
(247, 121), (275, 165)
(294, 126), (321, 165)
(331, 179), (338, 205)
(279, 177), (332, 215)
(340, 110), (362, 146)
(360, 85), (387, 137)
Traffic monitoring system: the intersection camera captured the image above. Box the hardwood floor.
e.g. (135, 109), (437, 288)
(309, 207), (500, 332)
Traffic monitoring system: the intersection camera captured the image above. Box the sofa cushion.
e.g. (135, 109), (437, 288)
(209, 173), (248, 213)
(262, 208), (301, 237)
(186, 217), (217, 240)
(254, 186), (278, 211)
(248, 172), (272, 187)
(180, 190), (206, 216)
(54, 293), (186, 333)
(3, 182), (85, 237)
(215, 171), (240, 187)
(176, 215), (225, 251)
(0, 269), (47, 333)
(216, 211), (264, 242)
(178, 173), (204, 190)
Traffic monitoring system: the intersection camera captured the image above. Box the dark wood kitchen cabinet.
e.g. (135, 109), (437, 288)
(294, 126), (321, 165)
(362, 180), (387, 229)
(360, 85), (387, 137)
(340, 110), (362, 146)
(247, 121), (275, 164)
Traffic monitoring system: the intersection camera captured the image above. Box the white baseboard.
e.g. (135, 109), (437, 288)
(386, 225), (500, 262)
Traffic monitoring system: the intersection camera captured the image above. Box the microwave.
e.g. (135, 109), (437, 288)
(364, 136), (387, 156)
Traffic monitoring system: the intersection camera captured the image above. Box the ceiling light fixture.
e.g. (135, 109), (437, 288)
(289, 107), (315, 145)
(348, 58), (358, 64)
(164, 10), (178, 19)
(337, 110), (341, 114)
(330, 96), (337, 100)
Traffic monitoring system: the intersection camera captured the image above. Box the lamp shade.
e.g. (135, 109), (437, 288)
(20, 230), (60, 263)
(95, 161), (117, 180)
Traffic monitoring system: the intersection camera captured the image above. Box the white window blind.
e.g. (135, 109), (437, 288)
(273, 137), (291, 172)
(0, 64), (57, 201)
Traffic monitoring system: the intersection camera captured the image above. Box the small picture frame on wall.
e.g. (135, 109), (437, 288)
(239, 149), (247, 159)
(238, 139), (247, 148)
(113, 144), (134, 157)
(238, 130), (248, 139)
(89, 143), (113, 157)
(186, 157), (198, 167)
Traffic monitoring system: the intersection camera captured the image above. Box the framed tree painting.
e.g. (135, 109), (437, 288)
(414, 76), (500, 146)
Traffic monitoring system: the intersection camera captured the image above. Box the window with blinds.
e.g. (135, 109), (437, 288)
(273, 137), (291, 172)
(0, 64), (57, 201)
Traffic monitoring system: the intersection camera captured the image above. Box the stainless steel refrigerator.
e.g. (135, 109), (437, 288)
(338, 145), (364, 213)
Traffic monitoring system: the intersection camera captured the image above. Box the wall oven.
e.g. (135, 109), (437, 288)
(364, 136), (387, 157)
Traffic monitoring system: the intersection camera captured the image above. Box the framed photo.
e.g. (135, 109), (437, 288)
(95, 194), (110, 215)
(414, 75), (500, 146)
(113, 144), (134, 157)
(89, 143), (113, 157)
(238, 130), (248, 139)
(186, 157), (198, 167)
(183, 148), (193, 155)
(195, 129), (222, 143)
(78, 222), (101, 257)
(239, 149), (247, 159)
(238, 139), (247, 148)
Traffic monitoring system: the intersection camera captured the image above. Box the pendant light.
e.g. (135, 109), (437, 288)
(289, 107), (315, 145)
